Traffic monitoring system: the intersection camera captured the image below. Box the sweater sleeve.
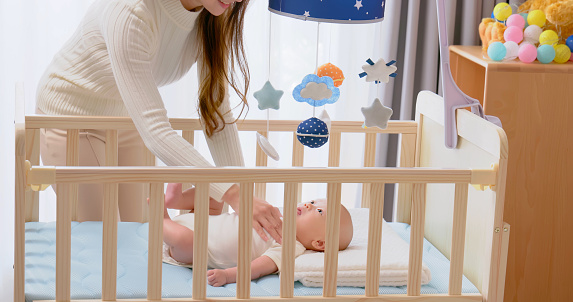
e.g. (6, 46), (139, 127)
(101, 3), (242, 201)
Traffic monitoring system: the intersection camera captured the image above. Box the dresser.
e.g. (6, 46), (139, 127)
(449, 45), (573, 302)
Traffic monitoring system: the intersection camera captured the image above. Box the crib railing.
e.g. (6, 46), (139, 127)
(23, 165), (495, 301)
(21, 116), (419, 222)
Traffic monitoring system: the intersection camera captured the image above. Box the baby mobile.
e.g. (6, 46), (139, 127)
(255, 0), (394, 157)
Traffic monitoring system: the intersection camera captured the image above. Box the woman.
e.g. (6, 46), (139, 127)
(36, 0), (282, 243)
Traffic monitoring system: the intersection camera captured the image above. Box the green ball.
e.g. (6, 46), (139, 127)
(487, 42), (506, 61)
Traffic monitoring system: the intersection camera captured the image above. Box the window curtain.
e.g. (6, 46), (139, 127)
(1, 0), (519, 300)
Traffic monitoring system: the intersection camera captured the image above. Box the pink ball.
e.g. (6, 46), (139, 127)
(506, 14), (526, 29)
(518, 43), (537, 63)
(504, 26), (524, 43)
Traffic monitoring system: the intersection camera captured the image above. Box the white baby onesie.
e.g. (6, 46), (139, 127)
(163, 212), (306, 271)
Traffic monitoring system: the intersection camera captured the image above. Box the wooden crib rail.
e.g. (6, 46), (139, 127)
(22, 165), (496, 302)
(23, 115), (419, 222)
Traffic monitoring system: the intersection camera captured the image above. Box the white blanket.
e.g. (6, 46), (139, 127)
(293, 208), (431, 287)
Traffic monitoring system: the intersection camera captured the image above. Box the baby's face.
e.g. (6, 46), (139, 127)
(296, 200), (327, 239)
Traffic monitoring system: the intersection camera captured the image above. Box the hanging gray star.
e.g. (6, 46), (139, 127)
(254, 80), (283, 110)
(361, 98), (393, 129)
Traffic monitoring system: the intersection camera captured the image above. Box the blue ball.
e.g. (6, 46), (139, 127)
(566, 35), (573, 52)
(520, 13), (529, 27)
(537, 44), (556, 64)
(487, 42), (506, 61)
(296, 117), (329, 148)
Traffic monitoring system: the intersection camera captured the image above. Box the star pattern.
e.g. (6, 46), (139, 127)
(254, 80), (283, 110)
(360, 58), (398, 84)
(303, 11), (310, 18)
(355, 0), (363, 10)
(361, 98), (393, 129)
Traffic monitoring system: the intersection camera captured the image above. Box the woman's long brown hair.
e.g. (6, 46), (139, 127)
(196, 1), (250, 137)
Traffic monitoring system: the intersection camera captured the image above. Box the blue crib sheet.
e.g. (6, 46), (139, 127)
(24, 221), (479, 301)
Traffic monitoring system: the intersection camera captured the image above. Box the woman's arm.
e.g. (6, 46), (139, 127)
(207, 255), (279, 287)
(101, 4), (236, 202)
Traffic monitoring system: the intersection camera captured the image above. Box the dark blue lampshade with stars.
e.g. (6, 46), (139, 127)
(268, 0), (385, 24)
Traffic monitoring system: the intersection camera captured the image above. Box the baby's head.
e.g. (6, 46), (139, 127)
(295, 199), (353, 252)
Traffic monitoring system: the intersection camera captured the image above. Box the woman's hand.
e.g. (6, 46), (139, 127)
(222, 184), (283, 244)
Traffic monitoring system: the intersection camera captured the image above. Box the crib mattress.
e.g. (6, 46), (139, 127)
(24, 220), (479, 301)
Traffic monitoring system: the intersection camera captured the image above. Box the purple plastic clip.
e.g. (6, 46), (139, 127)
(436, 0), (502, 149)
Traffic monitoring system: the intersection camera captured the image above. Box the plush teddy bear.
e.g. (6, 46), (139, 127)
(479, 18), (507, 51)
(519, 0), (573, 43)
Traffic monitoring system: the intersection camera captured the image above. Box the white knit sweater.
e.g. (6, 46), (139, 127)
(36, 0), (244, 201)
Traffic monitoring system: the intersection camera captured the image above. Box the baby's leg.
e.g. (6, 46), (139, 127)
(163, 211), (195, 264)
(165, 183), (224, 215)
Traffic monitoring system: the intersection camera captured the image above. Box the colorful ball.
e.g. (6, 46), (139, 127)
(518, 43), (537, 63)
(487, 42), (506, 61)
(520, 13), (529, 27)
(539, 30), (559, 46)
(504, 26), (524, 43)
(506, 14), (526, 29)
(493, 3), (512, 21)
(527, 10), (546, 27)
(566, 35), (573, 51)
(504, 41), (519, 60)
(537, 44), (556, 64)
(523, 25), (542, 44)
(296, 117), (329, 148)
(553, 44), (572, 63)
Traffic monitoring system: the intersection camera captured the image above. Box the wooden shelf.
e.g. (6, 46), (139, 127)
(449, 45), (573, 302)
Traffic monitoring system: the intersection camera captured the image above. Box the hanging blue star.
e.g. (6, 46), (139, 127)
(361, 98), (393, 129)
(254, 80), (283, 110)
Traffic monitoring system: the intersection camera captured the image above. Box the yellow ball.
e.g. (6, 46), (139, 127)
(554, 44), (572, 63)
(493, 3), (512, 21)
(539, 30), (559, 46)
(527, 10), (546, 27)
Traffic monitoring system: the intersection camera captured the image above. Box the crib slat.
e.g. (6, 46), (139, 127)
(237, 182), (254, 299)
(14, 114), (26, 302)
(179, 130), (195, 215)
(280, 183), (299, 298)
(193, 183), (210, 300)
(25, 129), (40, 222)
(361, 133), (377, 208)
(324, 183), (342, 297)
(328, 132), (341, 167)
(365, 183), (386, 297)
(56, 184), (72, 302)
(141, 148), (155, 222)
(407, 183), (427, 296)
(66, 129), (79, 221)
(147, 183), (164, 300)
(397, 133), (417, 224)
(102, 130), (118, 301)
(449, 183), (469, 295)
(292, 134), (304, 202)
(255, 131), (268, 200)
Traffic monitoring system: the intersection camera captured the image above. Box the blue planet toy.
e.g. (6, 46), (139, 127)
(296, 117), (329, 148)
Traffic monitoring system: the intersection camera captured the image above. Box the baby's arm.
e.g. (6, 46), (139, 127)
(207, 255), (278, 287)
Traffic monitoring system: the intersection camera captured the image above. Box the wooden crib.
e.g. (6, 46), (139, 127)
(14, 90), (509, 302)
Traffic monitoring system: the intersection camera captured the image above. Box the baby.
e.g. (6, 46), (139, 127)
(161, 183), (353, 287)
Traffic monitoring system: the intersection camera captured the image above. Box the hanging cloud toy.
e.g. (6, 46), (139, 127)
(293, 74), (340, 107)
(359, 58), (397, 84)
